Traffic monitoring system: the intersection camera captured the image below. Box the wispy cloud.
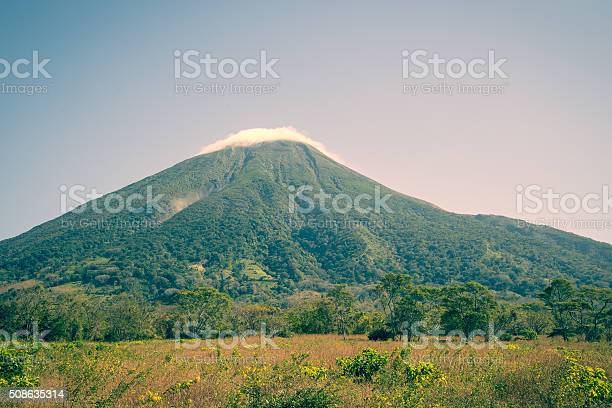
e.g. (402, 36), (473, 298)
(200, 127), (343, 163)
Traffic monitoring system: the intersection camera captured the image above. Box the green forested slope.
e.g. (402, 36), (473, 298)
(0, 141), (610, 300)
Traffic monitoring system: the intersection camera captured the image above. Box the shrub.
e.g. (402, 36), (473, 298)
(559, 356), (612, 405)
(0, 347), (39, 387)
(518, 328), (537, 340)
(137, 390), (162, 403)
(499, 333), (513, 341)
(300, 365), (329, 381)
(403, 361), (445, 388)
(166, 375), (200, 394)
(353, 311), (386, 335)
(237, 363), (335, 408)
(274, 328), (294, 338)
(258, 387), (336, 408)
(337, 348), (389, 382)
(367, 327), (394, 341)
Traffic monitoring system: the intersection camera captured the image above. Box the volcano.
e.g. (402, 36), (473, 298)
(1, 136), (610, 300)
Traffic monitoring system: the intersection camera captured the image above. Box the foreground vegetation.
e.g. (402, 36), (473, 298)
(1, 273), (609, 406)
(1, 335), (611, 407)
(0, 275), (609, 344)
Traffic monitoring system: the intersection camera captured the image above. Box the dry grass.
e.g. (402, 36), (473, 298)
(0, 279), (40, 294)
(9, 335), (612, 407)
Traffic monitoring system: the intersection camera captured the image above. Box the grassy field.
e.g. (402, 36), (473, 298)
(5, 335), (612, 407)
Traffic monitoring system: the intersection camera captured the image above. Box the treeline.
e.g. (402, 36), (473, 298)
(0, 276), (609, 343)
(287, 276), (611, 342)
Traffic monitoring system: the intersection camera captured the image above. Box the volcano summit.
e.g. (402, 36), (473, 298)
(0, 130), (610, 301)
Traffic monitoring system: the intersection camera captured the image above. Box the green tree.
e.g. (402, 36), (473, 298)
(103, 293), (156, 341)
(574, 286), (611, 341)
(232, 303), (279, 331)
(373, 273), (412, 316)
(441, 282), (497, 338)
(494, 302), (518, 337)
(372, 274), (428, 340)
(389, 287), (426, 341)
(287, 300), (334, 334)
(538, 278), (578, 340)
(175, 287), (232, 333)
(514, 302), (554, 335)
(327, 286), (355, 339)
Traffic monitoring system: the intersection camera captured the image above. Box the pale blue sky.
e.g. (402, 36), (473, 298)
(1, 0), (611, 242)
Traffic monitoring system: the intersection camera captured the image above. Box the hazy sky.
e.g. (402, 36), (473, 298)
(1, 0), (611, 243)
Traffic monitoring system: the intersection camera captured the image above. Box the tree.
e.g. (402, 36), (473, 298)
(103, 293), (155, 341)
(175, 287), (232, 334)
(373, 273), (412, 316)
(353, 311), (386, 335)
(372, 274), (427, 340)
(574, 286), (611, 341)
(232, 303), (279, 331)
(287, 300), (334, 334)
(538, 278), (578, 341)
(514, 302), (553, 335)
(494, 302), (518, 337)
(327, 286), (355, 339)
(539, 279), (611, 341)
(441, 282), (497, 339)
(390, 288), (426, 341)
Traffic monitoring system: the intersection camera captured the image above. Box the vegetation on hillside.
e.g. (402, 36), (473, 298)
(0, 142), (610, 300)
(0, 275), (608, 344)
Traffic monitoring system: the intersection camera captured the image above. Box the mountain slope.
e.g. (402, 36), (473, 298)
(0, 141), (610, 300)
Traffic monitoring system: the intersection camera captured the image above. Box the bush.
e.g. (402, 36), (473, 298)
(499, 333), (513, 342)
(367, 327), (394, 341)
(274, 328), (294, 338)
(403, 361), (445, 388)
(236, 363), (335, 408)
(518, 328), (537, 340)
(559, 356), (612, 405)
(337, 348), (389, 382)
(300, 365), (329, 381)
(260, 387), (336, 408)
(0, 347), (39, 387)
(353, 311), (386, 335)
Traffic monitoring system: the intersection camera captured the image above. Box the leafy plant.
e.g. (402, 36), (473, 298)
(300, 365), (329, 381)
(518, 328), (537, 340)
(403, 361), (445, 389)
(367, 327), (394, 341)
(337, 348), (389, 382)
(252, 388), (336, 408)
(236, 363), (335, 408)
(0, 347), (39, 387)
(560, 355), (612, 405)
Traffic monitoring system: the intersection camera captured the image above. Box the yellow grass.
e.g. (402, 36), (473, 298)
(8, 335), (612, 407)
(0, 279), (40, 294)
